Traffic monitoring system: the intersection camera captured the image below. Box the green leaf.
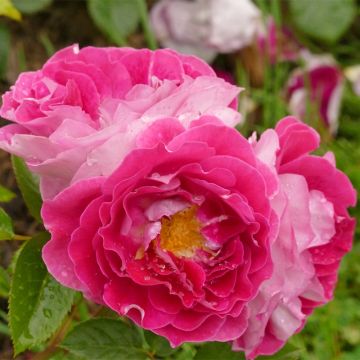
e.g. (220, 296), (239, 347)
(0, 184), (16, 202)
(174, 344), (196, 360)
(0, 24), (10, 79)
(88, 0), (141, 46)
(0, 265), (10, 297)
(61, 318), (148, 360)
(11, 156), (42, 222)
(0, 0), (21, 20)
(288, 0), (356, 43)
(0, 321), (9, 336)
(0, 208), (14, 240)
(49, 350), (85, 360)
(12, 0), (52, 14)
(195, 343), (245, 360)
(144, 330), (177, 357)
(9, 233), (75, 355)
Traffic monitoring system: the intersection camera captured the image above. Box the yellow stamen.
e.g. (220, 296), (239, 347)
(160, 206), (204, 257)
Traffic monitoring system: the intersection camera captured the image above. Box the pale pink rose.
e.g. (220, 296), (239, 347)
(234, 117), (356, 358)
(0, 45), (241, 199)
(286, 53), (344, 134)
(42, 116), (278, 347)
(151, 0), (263, 62)
(257, 17), (302, 64)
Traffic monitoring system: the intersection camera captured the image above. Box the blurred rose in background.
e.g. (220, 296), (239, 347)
(151, 0), (263, 62)
(286, 52), (344, 135)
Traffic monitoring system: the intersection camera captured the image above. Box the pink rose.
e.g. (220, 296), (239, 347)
(42, 115), (277, 346)
(151, 0), (262, 62)
(257, 17), (302, 64)
(286, 53), (344, 134)
(234, 117), (356, 358)
(0, 45), (241, 199)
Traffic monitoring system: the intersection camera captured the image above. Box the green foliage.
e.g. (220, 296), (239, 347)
(61, 318), (148, 360)
(173, 343), (197, 360)
(144, 330), (177, 357)
(50, 351), (85, 360)
(0, 265), (10, 298)
(0, 24), (10, 79)
(194, 342), (245, 360)
(12, 0), (52, 14)
(288, 0), (356, 43)
(0, 208), (14, 240)
(258, 343), (302, 359)
(11, 156), (42, 222)
(0, 184), (15, 202)
(194, 342), (301, 360)
(9, 233), (75, 355)
(0, 0), (21, 20)
(88, 0), (141, 46)
(325, 139), (360, 195)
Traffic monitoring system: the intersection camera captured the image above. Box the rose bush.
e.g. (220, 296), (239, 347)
(0, 43), (356, 359)
(235, 117), (356, 358)
(0, 45), (241, 199)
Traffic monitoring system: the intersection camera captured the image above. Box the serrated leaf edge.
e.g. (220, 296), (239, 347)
(9, 234), (72, 355)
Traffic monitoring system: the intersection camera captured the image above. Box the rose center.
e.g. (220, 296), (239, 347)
(160, 206), (204, 257)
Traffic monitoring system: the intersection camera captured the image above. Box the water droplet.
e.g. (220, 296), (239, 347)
(193, 195), (204, 203)
(43, 308), (52, 319)
(87, 157), (98, 166)
(144, 276), (150, 281)
(221, 194), (231, 200)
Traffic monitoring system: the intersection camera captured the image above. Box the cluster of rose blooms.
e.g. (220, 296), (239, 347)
(0, 44), (356, 359)
(0, 9), (356, 360)
(151, 0), (360, 134)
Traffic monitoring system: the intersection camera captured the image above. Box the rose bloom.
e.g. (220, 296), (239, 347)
(0, 45), (240, 199)
(235, 117), (356, 358)
(286, 52), (344, 134)
(42, 114), (276, 346)
(151, 0), (262, 62)
(41, 112), (355, 357)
